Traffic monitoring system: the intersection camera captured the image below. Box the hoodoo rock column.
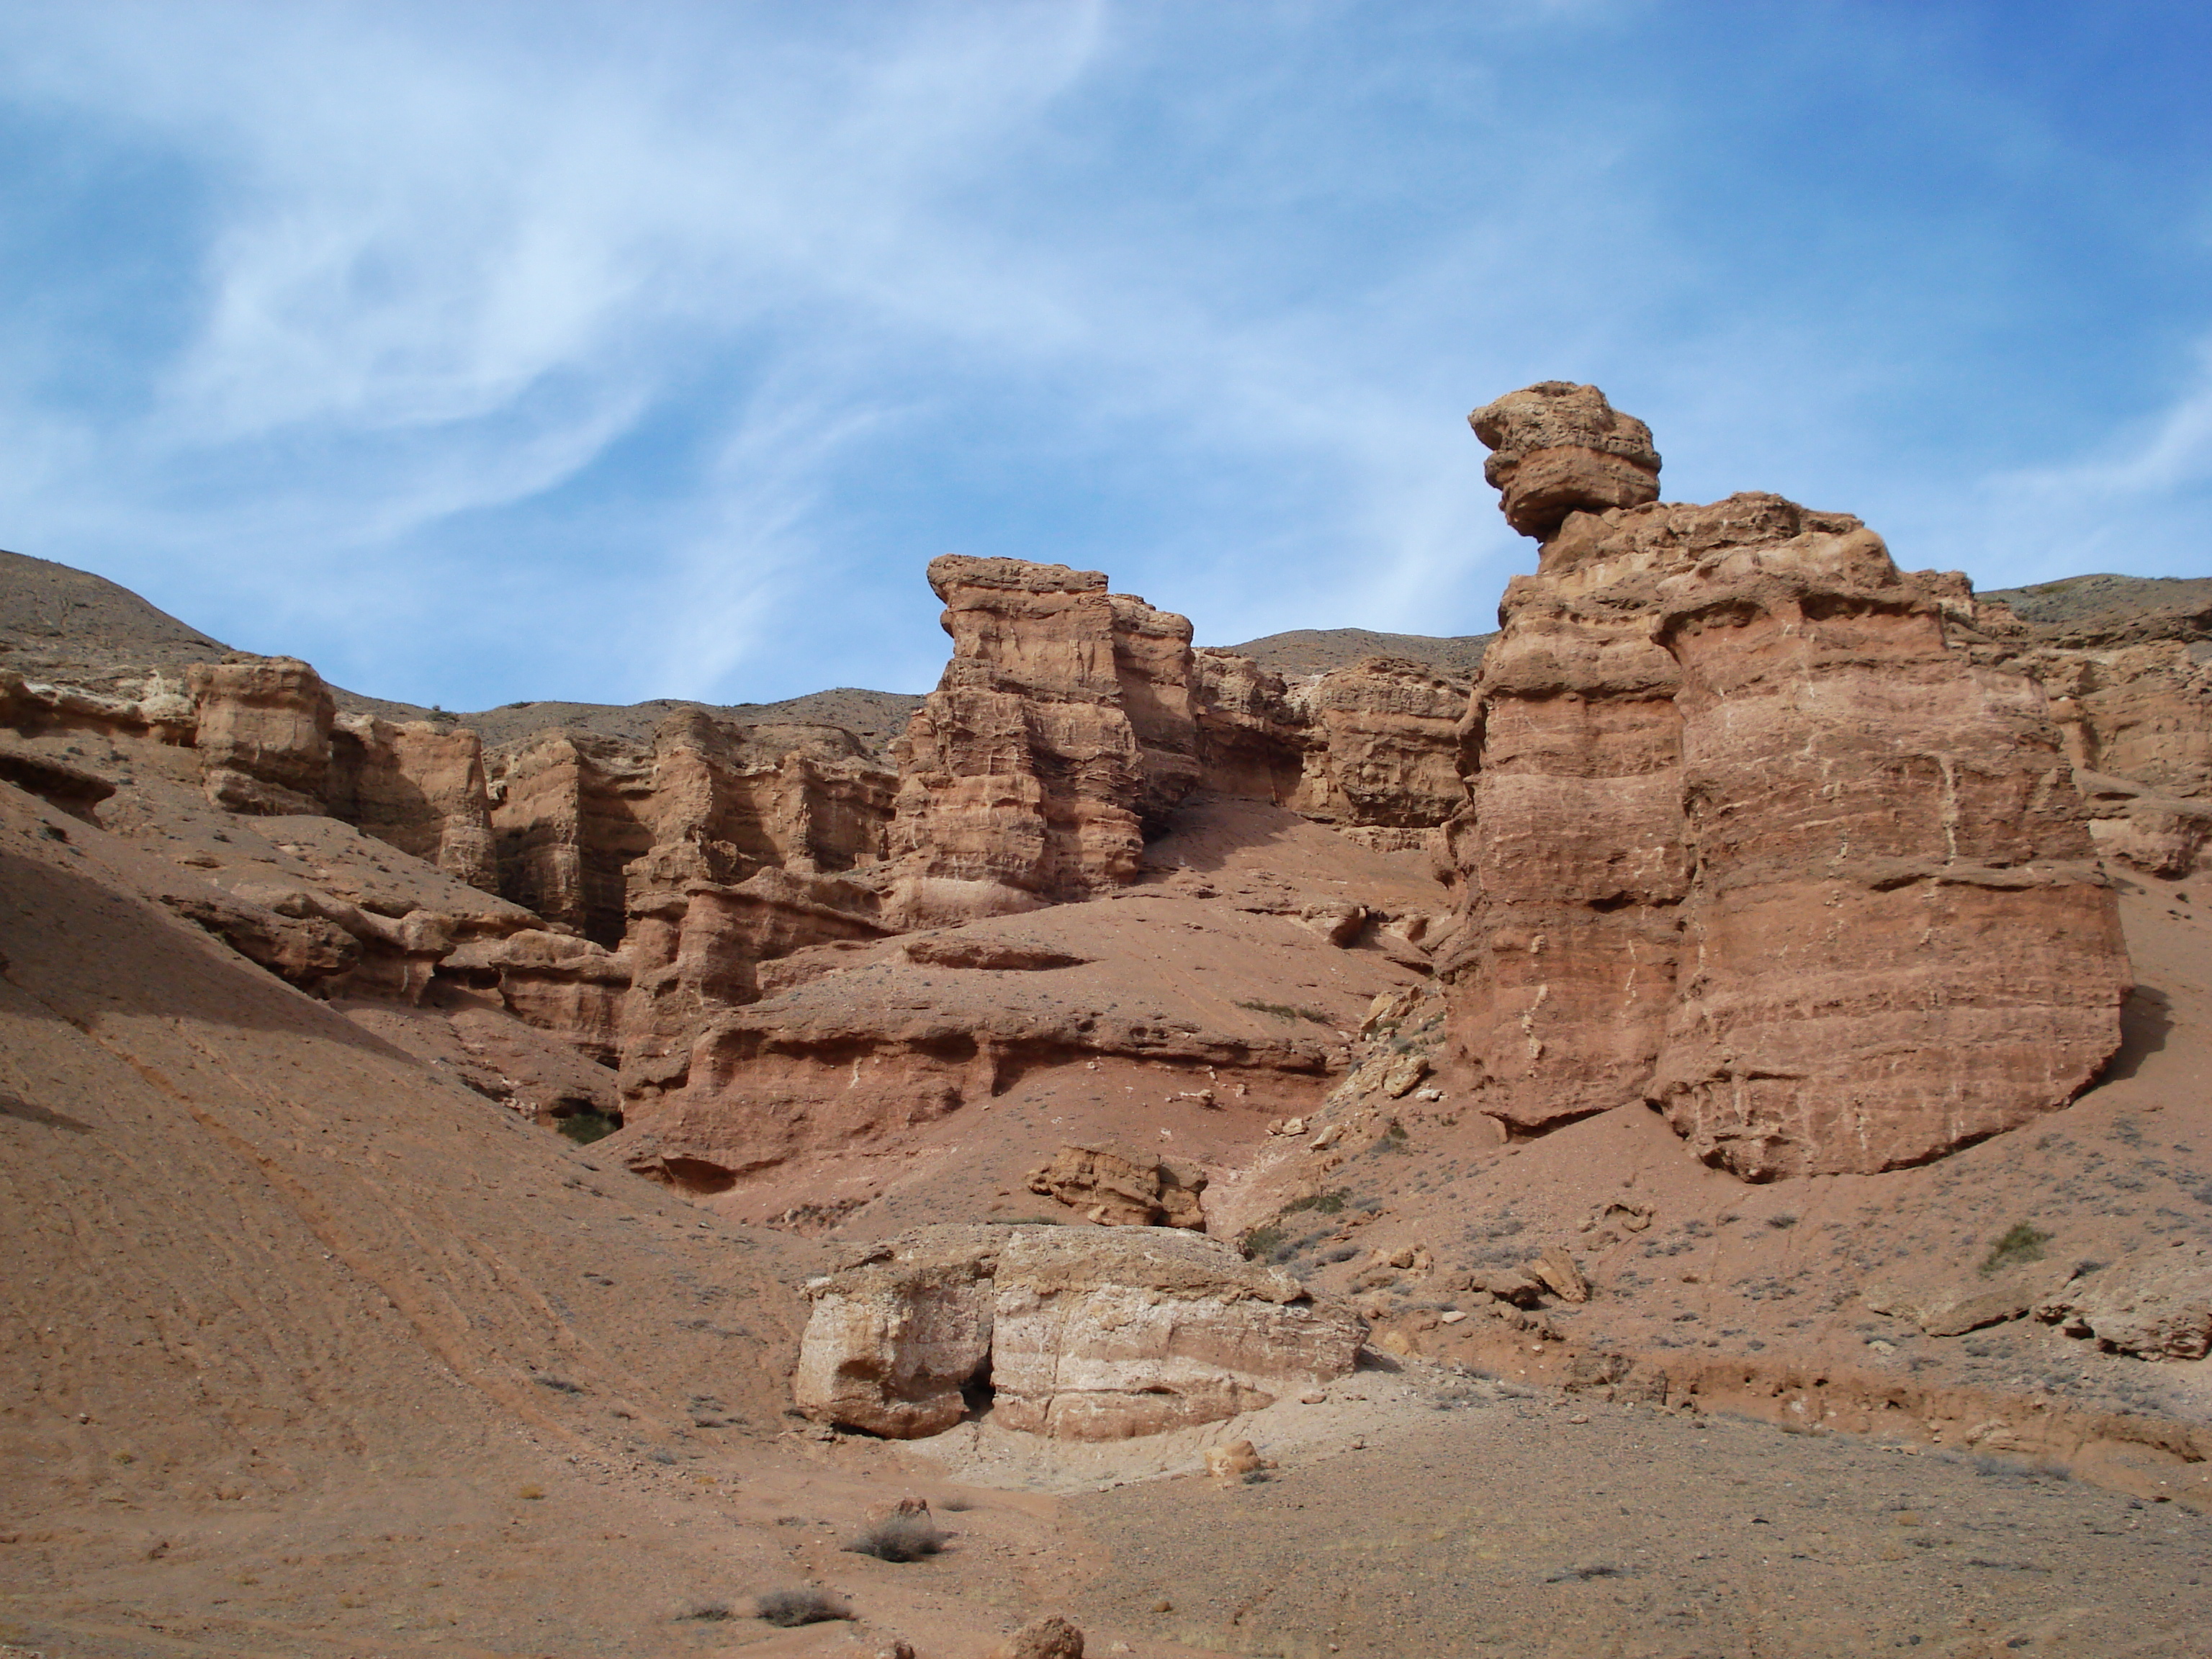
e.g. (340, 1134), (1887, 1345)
(1446, 382), (2132, 1178)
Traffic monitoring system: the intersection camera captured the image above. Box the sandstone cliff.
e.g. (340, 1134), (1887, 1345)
(885, 557), (1191, 925)
(1445, 385), (2133, 1178)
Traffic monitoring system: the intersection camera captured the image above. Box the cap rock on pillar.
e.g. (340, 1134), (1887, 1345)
(1467, 381), (1661, 540)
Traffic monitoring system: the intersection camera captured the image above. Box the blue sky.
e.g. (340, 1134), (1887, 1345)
(1, 1), (2208, 709)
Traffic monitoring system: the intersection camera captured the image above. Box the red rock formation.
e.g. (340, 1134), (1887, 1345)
(328, 714), (498, 889)
(616, 868), (890, 1109)
(1190, 649), (1308, 804)
(486, 730), (655, 944)
(886, 559), (1473, 922)
(487, 711), (896, 948)
(1439, 544), (1687, 1132)
(886, 557), (1174, 923)
(1973, 593), (2212, 814)
(188, 658), (336, 814)
(1285, 657), (1473, 837)
(1468, 381), (1661, 541)
(1447, 385), (2131, 1178)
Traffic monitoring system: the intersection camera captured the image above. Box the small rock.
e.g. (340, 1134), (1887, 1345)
(1299, 1391), (1326, 1405)
(1439, 1310), (1468, 1324)
(1527, 1244), (1589, 1304)
(991, 1615), (1084, 1659)
(1566, 1413), (1590, 1424)
(1205, 1439), (1262, 1478)
(877, 1645), (917, 1659)
(1381, 1053), (1431, 1099)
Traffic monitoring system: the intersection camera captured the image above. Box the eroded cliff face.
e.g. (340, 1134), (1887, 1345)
(189, 659), (337, 815)
(1959, 594), (2212, 879)
(328, 713), (498, 890)
(885, 556), (1475, 931)
(1444, 385), (2134, 1179)
(885, 557), (1185, 925)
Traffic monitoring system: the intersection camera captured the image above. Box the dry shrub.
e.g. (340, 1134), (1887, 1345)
(755, 1587), (850, 1627)
(843, 1513), (946, 1563)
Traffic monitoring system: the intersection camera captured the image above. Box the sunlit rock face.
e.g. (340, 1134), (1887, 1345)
(792, 1226), (1362, 1442)
(1442, 385), (2131, 1179)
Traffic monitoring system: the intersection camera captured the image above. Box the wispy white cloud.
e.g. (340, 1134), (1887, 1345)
(0, 1), (2205, 707)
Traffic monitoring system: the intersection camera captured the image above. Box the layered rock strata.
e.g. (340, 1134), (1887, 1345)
(1468, 380), (1662, 540)
(184, 657), (503, 887)
(328, 713), (498, 889)
(791, 1226), (1001, 1438)
(888, 557), (1475, 930)
(188, 659), (337, 814)
(603, 892), (1378, 1190)
(1445, 385), (2133, 1178)
(886, 557), (1190, 924)
(1025, 1144), (1208, 1228)
(793, 1225), (1362, 1441)
(991, 1226), (1362, 1439)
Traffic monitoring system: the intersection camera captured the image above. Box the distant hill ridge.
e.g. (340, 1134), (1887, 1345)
(4, 548), (2198, 756)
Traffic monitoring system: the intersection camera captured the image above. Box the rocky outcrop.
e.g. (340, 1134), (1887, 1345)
(792, 1226), (1362, 1442)
(616, 868), (890, 1107)
(1282, 657), (1471, 835)
(487, 730), (655, 944)
(444, 928), (632, 1064)
(0, 742), (117, 822)
(1025, 1144), (1207, 1228)
(791, 1226), (1000, 1439)
(606, 894), (1355, 1189)
(886, 559), (1473, 927)
(1959, 592), (2212, 868)
(989, 1227), (1362, 1439)
(1468, 380), (1661, 541)
(2036, 1246), (2211, 1360)
(328, 714), (498, 889)
(188, 658), (336, 814)
(627, 709), (895, 887)
(886, 558), (1189, 923)
(487, 710), (894, 945)
(1444, 385), (2133, 1179)
(2069, 770), (2212, 878)
(991, 1617), (1086, 1659)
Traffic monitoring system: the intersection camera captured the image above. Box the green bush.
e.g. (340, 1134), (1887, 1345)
(556, 1110), (619, 1146)
(1979, 1222), (2051, 1277)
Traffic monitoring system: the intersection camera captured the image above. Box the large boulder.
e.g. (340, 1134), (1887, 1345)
(989, 1227), (1362, 1440)
(1467, 380), (1662, 541)
(791, 1226), (1362, 1442)
(2036, 1246), (2212, 1360)
(791, 1228), (1002, 1439)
